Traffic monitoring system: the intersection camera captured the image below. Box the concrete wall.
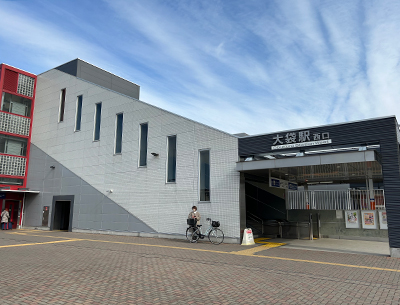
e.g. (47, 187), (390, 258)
(245, 182), (287, 220)
(247, 181), (285, 199)
(25, 144), (154, 233)
(28, 68), (240, 238)
(288, 210), (388, 241)
(54, 59), (140, 100)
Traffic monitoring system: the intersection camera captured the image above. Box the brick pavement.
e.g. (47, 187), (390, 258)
(0, 229), (400, 304)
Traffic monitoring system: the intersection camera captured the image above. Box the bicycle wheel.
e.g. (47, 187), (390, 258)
(186, 227), (200, 243)
(208, 228), (224, 245)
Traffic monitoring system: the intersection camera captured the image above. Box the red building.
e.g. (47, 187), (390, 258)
(0, 64), (37, 228)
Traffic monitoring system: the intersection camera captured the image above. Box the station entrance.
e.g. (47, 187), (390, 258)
(239, 149), (388, 241)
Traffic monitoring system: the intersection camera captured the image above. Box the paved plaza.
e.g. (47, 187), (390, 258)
(0, 229), (399, 305)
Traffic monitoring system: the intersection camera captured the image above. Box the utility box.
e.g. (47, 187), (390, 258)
(42, 206), (49, 227)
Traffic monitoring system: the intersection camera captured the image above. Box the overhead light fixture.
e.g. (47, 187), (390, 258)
(50, 165), (55, 169)
(151, 152), (159, 157)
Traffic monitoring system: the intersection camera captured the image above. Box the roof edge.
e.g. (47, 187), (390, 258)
(39, 68), (237, 139)
(39, 58), (140, 87)
(241, 116), (397, 138)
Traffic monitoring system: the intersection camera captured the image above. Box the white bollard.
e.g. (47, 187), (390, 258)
(241, 228), (255, 246)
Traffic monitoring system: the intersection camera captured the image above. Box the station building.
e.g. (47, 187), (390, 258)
(1, 59), (400, 256)
(237, 117), (398, 256)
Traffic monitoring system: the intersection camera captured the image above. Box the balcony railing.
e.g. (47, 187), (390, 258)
(287, 189), (385, 210)
(0, 154), (26, 177)
(0, 111), (30, 136)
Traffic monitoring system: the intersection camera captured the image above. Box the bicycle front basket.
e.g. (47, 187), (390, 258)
(212, 221), (220, 227)
(187, 218), (196, 226)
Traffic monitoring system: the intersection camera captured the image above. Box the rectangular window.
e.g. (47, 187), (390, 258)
(1, 92), (32, 117)
(167, 135), (177, 182)
(0, 134), (28, 156)
(59, 89), (66, 122)
(139, 123), (148, 166)
(114, 113), (123, 154)
(199, 150), (210, 201)
(0, 177), (23, 186)
(93, 102), (102, 141)
(75, 95), (83, 131)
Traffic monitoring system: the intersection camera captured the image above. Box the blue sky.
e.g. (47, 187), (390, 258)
(1, 0), (400, 135)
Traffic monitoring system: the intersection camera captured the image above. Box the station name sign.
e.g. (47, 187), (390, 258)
(271, 130), (332, 150)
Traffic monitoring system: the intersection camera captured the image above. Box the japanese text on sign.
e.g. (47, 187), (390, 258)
(272, 130), (331, 150)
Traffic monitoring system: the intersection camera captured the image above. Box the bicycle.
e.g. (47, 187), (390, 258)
(186, 218), (224, 244)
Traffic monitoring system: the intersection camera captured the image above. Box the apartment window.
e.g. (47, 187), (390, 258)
(1, 92), (32, 117)
(114, 113), (123, 154)
(0, 177), (23, 186)
(93, 102), (102, 141)
(0, 135), (28, 156)
(59, 89), (66, 122)
(139, 123), (148, 166)
(199, 150), (210, 201)
(75, 95), (83, 131)
(167, 135), (177, 182)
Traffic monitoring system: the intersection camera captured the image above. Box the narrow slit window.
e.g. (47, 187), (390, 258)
(94, 102), (102, 141)
(115, 113), (123, 154)
(139, 123), (148, 166)
(75, 95), (83, 131)
(167, 135), (177, 182)
(199, 150), (210, 201)
(59, 89), (66, 122)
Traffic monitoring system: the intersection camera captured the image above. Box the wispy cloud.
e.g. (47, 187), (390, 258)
(1, 0), (400, 134)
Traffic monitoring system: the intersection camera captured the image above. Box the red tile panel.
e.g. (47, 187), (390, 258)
(3, 69), (18, 93)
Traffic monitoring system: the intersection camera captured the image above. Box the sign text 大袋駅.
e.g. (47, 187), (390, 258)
(271, 130), (332, 150)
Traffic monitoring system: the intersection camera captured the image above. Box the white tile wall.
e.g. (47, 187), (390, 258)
(32, 69), (241, 238)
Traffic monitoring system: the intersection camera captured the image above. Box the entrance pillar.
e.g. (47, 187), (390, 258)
(367, 178), (375, 210)
(239, 172), (246, 241)
(367, 166), (375, 210)
(304, 184), (310, 209)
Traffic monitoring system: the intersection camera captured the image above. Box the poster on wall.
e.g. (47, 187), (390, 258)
(345, 210), (359, 228)
(362, 210), (377, 229)
(379, 210), (388, 230)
